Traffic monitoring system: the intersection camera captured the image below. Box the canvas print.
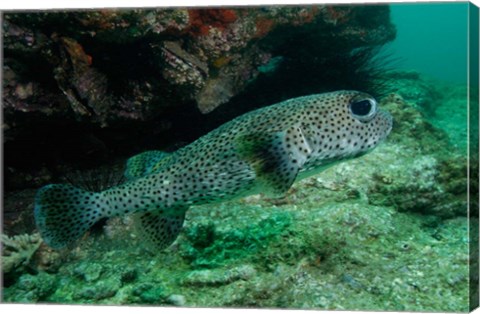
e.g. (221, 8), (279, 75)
(1, 1), (479, 312)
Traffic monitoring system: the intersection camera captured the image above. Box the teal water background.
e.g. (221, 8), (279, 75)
(386, 3), (468, 84)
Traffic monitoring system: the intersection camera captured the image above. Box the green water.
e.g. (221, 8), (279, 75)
(387, 3), (468, 84)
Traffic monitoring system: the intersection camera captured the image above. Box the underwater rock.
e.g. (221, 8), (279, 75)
(3, 189), (37, 235)
(74, 277), (121, 300)
(182, 264), (257, 287)
(364, 94), (468, 217)
(52, 36), (114, 126)
(3, 272), (57, 302)
(428, 84), (469, 152)
(130, 282), (168, 304)
(369, 152), (467, 217)
(119, 266), (138, 284)
(3, 6), (395, 176)
(341, 273), (364, 290)
(166, 294), (187, 306)
(74, 262), (104, 282)
(2, 6), (395, 119)
(5, 167), (53, 191)
(180, 211), (292, 269)
(2, 62), (70, 118)
(2, 20), (69, 118)
(159, 41), (207, 103)
(381, 70), (443, 114)
(33, 245), (63, 274)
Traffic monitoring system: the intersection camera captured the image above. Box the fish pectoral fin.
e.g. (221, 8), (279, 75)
(125, 150), (171, 180)
(236, 125), (312, 197)
(132, 208), (186, 251)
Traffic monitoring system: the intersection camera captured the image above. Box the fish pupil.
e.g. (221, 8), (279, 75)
(350, 99), (372, 116)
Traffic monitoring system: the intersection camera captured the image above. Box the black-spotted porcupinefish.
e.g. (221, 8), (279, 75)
(34, 90), (393, 250)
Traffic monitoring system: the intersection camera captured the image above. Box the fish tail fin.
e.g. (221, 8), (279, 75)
(34, 184), (107, 249)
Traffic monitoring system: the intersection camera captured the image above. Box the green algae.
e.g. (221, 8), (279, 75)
(5, 195), (468, 310)
(3, 199), (470, 311)
(180, 210), (292, 269)
(3, 272), (57, 303)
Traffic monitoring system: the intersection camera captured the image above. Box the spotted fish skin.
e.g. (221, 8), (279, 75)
(35, 90), (392, 249)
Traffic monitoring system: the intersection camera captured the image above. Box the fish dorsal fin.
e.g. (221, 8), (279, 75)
(125, 150), (171, 180)
(236, 125), (312, 196)
(132, 208), (186, 251)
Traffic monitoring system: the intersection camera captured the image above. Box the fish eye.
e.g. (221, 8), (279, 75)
(349, 96), (377, 122)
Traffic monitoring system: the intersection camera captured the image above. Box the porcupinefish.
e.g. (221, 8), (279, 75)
(34, 90), (392, 250)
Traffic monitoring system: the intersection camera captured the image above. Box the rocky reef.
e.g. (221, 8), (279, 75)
(3, 5), (395, 191)
(4, 6), (394, 119)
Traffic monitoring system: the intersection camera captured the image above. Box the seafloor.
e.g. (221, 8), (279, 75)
(2, 71), (476, 312)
